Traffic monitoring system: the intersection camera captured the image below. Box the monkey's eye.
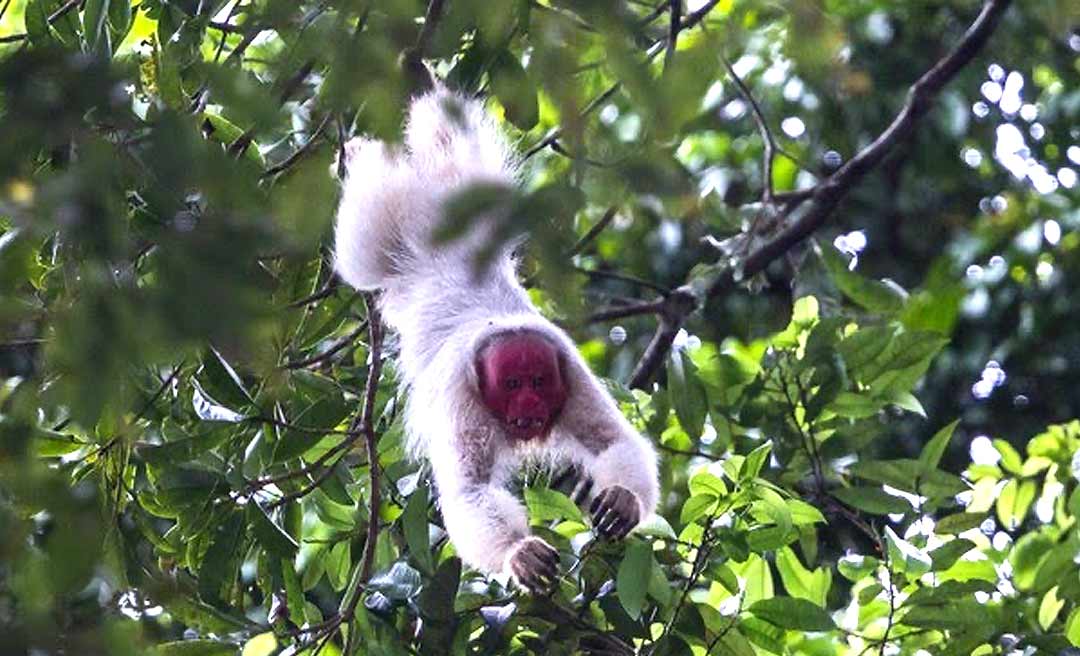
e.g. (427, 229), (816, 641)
(532, 376), (544, 389)
(505, 378), (521, 391)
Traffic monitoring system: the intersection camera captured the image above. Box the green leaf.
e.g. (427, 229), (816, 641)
(32, 428), (84, 457)
(820, 245), (905, 314)
(827, 391), (886, 419)
(739, 616), (785, 653)
(634, 514), (677, 540)
(26, 0), (80, 47)
(368, 562), (423, 601)
(849, 458), (967, 498)
(489, 51), (538, 130)
(751, 486), (792, 537)
(241, 633), (276, 656)
(201, 346), (255, 410)
(742, 441), (772, 480)
(929, 538), (975, 571)
(887, 390), (926, 417)
(417, 558), (462, 654)
(668, 350), (708, 440)
(680, 494), (718, 525)
(775, 546), (830, 606)
(884, 526), (931, 577)
(83, 0), (112, 56)
(150, 640), (238, 656)
(787, 500), (826, 526)
(935, 512), (987, 534)
(830, 486), (911, 515)
(1040, 586), (1065, 631)
(902, 600), (990, 631)
(993, 438), (1024, 475)
(617, 540), (651, 620)
(688, 469), (727, 498)
(524, 486), (582, 523)
(325, 541), (352, 592)
(1066, 608), (1080, 646)
(748, 597), (836, 631)
(402, 481), (433, 574)
(837, 553), (879, 581)
(997, 478), (1037, 530)
(247, 504), (299, 560)
(198, 512), (245, 606)
(919, 419), (960, 473)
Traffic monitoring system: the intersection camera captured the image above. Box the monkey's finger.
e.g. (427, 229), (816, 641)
(589, 490), (610, 515)
(518, 551), (558, 581)
(519, 568), (556, 593)
(598, 511), (625, 536)
(592, 506), (616, 532)
(513, 568), (550, 593)
(611, 517), (635, 539)
(572, 477), (594, 505)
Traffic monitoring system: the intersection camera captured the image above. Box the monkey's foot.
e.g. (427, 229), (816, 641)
(506, 536), (559, 594)
(590, 485), (640, 540)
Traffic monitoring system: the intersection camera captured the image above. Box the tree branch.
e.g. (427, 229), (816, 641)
(627, 287), (696, 389)
(722, 55), (778, 203)
(281, 320), (367, 369)
(261, 113), (333, 180)
(621, 0), (1010, 388)
(664, 0), (681, 70)
(706, 0), (1013, 300)
(568, 206), (618, 256)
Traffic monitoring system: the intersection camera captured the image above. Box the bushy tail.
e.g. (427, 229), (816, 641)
(333, 89), (518, 292)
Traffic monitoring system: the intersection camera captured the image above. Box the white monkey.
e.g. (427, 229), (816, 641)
(333, 89), (659, 592)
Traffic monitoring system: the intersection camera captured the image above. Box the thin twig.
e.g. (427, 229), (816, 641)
(287, 278), (340, 308)
(261, 113), (333, 180)
(413, 0), (446, 58)
(568, 206), (618, 256)
(722, 56), (776, 203)
(281, 321), (367, 369)
(588, 299), (665, 323)
(575, 267), (671, 295)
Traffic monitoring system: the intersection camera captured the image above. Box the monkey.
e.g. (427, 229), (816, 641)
(332, 88), (659, 593)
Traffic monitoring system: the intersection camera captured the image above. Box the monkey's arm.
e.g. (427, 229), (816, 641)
(428, 416), (558, 591)
(557, 358), (660, 538)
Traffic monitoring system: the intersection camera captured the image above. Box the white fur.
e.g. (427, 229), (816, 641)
(333, 88), (659, 580)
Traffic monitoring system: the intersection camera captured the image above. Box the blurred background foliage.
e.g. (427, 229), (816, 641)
(1, 0), (1079, 654)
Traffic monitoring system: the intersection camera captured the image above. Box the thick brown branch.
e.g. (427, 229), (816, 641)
(627, 287), (696, 389)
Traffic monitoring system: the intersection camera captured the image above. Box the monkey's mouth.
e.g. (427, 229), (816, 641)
(506, 416), (548, 439)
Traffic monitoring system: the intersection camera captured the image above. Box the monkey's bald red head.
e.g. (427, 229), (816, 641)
(476, 332), (567, 441)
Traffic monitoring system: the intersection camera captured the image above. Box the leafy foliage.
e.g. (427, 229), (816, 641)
(1, 1), (1078, 655)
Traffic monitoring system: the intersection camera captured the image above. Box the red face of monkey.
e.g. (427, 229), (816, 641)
(477, 333), (567, 441)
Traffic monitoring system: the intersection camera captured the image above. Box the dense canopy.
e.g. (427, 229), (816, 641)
(1, 0), (1078, 654)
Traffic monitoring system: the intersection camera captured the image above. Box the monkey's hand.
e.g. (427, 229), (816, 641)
(589, 485), (641, 540)
(505, 536), (559, 594)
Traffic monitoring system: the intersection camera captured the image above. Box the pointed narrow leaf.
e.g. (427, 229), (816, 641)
(748, 597), (835, 631)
